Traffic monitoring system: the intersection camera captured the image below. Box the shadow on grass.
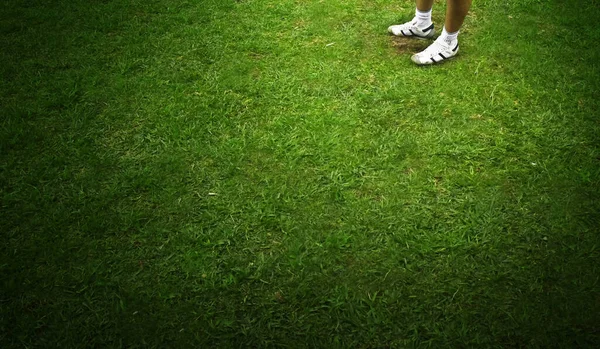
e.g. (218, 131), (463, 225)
(390, 36), (430, 54)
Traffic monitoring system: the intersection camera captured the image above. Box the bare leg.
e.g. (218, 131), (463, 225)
(445, 0), (472, 32)
(416, 0), (434, 12)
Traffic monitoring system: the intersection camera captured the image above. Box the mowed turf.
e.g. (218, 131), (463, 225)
(1, 0), (599, 347)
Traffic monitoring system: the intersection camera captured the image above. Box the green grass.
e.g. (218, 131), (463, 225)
(1, 0), (599, 347)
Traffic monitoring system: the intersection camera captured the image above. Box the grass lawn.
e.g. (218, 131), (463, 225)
(1, 0), (599, 347)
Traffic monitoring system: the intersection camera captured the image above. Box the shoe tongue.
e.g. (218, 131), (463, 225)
(437, 36), (452, 47)
(425, 40), (446, 56)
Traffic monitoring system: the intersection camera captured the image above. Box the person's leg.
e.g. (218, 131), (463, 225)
(388, 0), (436, 38)
(411, 0), (472, 65)
(444, 0), (472, 33)
(416, 0), (434, 12)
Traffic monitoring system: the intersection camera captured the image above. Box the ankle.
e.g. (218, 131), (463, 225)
(415, 8), (432, 28)
(440, 27), (459, 44)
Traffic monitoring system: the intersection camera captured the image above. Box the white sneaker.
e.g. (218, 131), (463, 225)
(388, 19), (435, 39)
(411, 36), (459, 65)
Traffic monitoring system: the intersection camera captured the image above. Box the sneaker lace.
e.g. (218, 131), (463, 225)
(421, 38), (449, 58)
(399, 20), (417, 30)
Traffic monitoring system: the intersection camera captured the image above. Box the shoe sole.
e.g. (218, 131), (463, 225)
(389, 32), (435, 40)
(388, 26), (435, 40)
(411, 50), (459, 65)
